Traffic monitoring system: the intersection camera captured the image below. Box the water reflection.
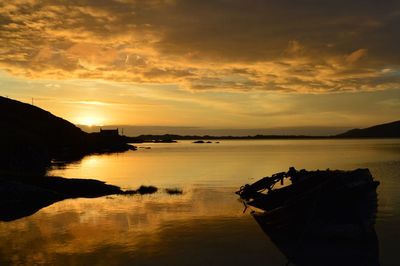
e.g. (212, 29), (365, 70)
(49, 139), (400, 190)
(251, 181), (380, 266)
(0, 188), (286, 265)
(254, 212), (379, 266)
(1, 139), (399, 265)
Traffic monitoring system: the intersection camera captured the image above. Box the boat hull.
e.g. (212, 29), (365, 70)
(239, 168), (379, 238)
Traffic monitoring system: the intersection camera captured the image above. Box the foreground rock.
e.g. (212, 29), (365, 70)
(0, 174), (130, 222)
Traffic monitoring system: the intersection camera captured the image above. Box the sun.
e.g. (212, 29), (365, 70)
(78, 116), (103, 127)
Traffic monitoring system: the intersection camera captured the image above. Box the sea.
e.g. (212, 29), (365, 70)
(0, 139), (399, 265)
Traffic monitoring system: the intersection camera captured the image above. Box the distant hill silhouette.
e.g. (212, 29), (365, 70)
(335, 120), (400, 138)
(130, 121), (400, 141)
(0, 96), (133, 173)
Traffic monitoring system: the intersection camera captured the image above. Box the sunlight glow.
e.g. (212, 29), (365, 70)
(77, 116), (104, 127)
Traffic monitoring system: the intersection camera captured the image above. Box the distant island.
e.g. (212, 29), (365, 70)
(335, 120), (400, 138)
(126, 120), (400, 142)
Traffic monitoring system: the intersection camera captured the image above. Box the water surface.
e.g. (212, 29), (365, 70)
(1, 139), (399, 265)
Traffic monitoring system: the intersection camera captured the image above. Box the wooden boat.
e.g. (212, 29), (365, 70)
(237, 167), (379, 239)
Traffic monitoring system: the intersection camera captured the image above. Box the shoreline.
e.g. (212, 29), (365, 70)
(126, 135), (400, 142)
(0, 174), (132, 222)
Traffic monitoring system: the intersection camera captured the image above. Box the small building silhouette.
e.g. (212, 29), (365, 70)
(99, 128), (119, 137)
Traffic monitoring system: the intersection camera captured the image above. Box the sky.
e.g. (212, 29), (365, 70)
(0, 0), (399, 135)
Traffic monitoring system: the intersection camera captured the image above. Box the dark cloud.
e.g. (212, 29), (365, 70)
(0, 0), (400, 93)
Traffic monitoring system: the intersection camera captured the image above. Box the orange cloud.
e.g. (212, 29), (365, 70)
(346, 48), (368, 64)
(0, 0), (400, 93)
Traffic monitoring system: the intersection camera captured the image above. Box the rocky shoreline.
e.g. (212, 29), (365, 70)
(0, 174), (135, 222)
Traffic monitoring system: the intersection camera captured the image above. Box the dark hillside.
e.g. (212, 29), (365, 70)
(335, 120), (400, 138)
(0, 96), (87, 150)
(0, 96), (133, 173)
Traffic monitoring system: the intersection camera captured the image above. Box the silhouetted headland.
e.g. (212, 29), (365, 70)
(335, 120), (400, 138)
(0, 96), (135, 174)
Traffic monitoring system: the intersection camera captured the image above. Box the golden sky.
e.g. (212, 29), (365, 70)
(0, 0), (399, 133)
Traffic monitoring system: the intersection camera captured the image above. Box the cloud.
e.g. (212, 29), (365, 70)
(0, 0), (400, 93)
(346, 48), (368, 64)
(285, 40), (305, 56)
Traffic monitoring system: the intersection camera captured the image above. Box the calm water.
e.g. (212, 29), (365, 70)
(1, 139), (400, 265)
